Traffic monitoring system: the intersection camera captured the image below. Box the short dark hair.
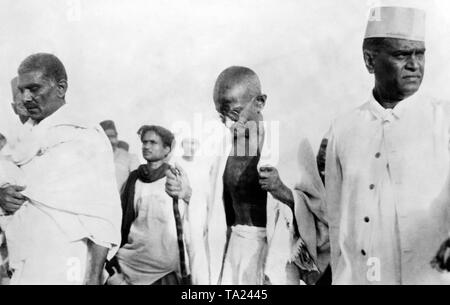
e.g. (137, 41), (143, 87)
(362, 37), (391, 53)
(138, 125), (175, 149)
(18, 53), (67, 83)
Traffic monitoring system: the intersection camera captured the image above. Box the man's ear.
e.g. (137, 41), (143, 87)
(363, 50), (377, 74)
(56, 79), (68, 98)
(255, 94), (267, 111)
(164, 145), (172, 158)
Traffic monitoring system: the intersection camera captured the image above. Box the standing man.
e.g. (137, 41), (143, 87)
(100, 120), (140, 193)
(326, 7), (450, 284)
(204, 66), (329, 285)
(107, 125), (192, 285)
(0, 53), (121, 284)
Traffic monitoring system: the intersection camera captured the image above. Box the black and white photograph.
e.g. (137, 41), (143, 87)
(1, 0), (450, 296)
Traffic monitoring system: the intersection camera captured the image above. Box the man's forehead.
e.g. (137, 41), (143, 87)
(218, 84), (248, 104)
(383, 38), (425, 51)
(142, 130), (161, 141)
(17, 70), (47, 85)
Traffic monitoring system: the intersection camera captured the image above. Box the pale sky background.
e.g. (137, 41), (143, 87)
(1, 0), (450, 185)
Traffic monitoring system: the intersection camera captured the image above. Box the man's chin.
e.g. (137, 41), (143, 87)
(28, 113), (43, 121)
(143, 154), (159, 162)
(401, 86), (421, 98)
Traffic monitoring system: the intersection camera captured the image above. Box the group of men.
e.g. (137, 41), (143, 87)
(0, 6), (450, 285)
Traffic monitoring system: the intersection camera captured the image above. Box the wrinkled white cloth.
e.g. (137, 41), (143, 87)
(116, 178), (188, 285)
(0, 104), (122, 284)
(326, 92), (450, 284)
(220, 225), (268, 285)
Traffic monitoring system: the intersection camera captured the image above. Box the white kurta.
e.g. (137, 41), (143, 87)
(116, 178), (187, 285)
(205, 121), (329, 285)
(326, 92), (450, 285)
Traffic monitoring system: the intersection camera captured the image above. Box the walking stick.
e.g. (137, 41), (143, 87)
(171, 168), (191, 285)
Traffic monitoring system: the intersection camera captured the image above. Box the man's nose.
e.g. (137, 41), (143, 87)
(22, 89), (33, 103)
(406, 54), (421, 71)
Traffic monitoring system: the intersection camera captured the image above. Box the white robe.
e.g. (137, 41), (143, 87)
(326, 92), (450, 284)
(0, 104), (122, 284)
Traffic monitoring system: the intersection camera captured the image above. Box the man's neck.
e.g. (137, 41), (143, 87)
(35, 101), (66, 123)
(373, 88), (410, 109)
(147, 160), (164, 170)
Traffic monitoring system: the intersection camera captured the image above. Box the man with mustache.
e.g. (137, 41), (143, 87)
(325, 7), (450, 284)
(0, 53), (121, 284)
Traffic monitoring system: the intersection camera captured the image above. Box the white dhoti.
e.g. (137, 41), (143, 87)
(220, 225), (268, 285)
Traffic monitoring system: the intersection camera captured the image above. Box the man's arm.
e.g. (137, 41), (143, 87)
(84, 239), (109, 285)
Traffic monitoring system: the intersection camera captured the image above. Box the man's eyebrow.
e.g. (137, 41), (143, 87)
(17, 82), (40, 89)
(390, 47), (426, 53)
(230, 105), (243, 112)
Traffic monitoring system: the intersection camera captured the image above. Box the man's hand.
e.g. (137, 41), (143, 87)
(258, 166), (284, 193)
(431, 237), (450, 272)
(259, 166), (294, 210)
(0, 185), (27, 214)
(165, 164), (192, 204)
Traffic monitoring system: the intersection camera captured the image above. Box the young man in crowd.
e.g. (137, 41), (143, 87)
(107, 125), (192, 285)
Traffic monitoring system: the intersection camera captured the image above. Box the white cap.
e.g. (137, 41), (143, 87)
(365, 6), (426, 41)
